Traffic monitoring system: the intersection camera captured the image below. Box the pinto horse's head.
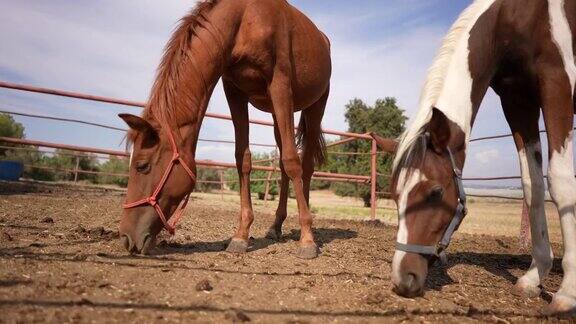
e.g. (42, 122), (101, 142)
(372, 108), (466, 298)
(118, 114), (196, 255)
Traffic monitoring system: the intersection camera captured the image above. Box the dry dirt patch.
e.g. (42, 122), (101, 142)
(0, 181), (569, 323)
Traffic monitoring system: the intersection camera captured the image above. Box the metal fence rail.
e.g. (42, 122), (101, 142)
(1, 79), (559, 220)
(0, 81), (382, 217)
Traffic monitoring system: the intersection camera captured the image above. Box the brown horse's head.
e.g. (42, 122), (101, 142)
(372, 108), (465, 297)
(118, 113), (196, 255)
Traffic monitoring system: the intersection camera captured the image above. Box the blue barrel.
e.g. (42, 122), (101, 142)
(0, 161), (24, 181)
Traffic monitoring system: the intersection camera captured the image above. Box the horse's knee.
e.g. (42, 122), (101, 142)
(241, 209), (254, 223)
(282, 155), (302, 179)
(235, 149), (252, 174)
(548, 172), (576, 208)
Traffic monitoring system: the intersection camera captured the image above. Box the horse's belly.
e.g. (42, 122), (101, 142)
(224, 66), (272, 111)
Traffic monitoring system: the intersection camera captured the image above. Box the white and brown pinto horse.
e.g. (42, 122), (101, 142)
(372, 0), (576, 315)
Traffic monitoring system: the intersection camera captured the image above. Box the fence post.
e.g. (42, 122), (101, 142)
(264, 159), (275, 206)
(370, 138), (377, 220)
(219, 169), (224, 200)
(73, 156), (80, 182)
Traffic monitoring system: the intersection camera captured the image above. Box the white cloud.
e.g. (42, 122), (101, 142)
(0, 0), (542, 182)
(474, 148), (499, 164)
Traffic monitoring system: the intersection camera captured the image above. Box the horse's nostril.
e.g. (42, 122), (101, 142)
(121, 234), (134, 253)
(393, 273), (423, 298)
(140, 234), (155, 255)
(405, 273), (416, 289)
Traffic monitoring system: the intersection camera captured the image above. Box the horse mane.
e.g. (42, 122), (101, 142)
(391, 0), (495, 185)
(140, 0), (220, 132)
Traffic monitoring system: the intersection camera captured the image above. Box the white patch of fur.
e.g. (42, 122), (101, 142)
(548, 0), (576, 92)
(392, 168), (428, 285)
(129, 147), (134, 167)
(396, 168), (427, 244)
(393, 0), (497, 172)
(548, 133), (576, 296)
(391, 250), (407, 287)
(548, 133), (576, 210)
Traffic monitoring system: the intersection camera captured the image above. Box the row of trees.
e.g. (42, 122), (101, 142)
(1, 97), (406, 205)
(0, 113), (129, 186)
(320, 97), (405, 206)
(224, 98), (406, 206)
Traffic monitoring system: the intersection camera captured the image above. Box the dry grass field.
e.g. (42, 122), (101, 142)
(202, 189), (563, 244)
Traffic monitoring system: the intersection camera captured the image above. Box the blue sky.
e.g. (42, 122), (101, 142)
(0, 0), (552, 186)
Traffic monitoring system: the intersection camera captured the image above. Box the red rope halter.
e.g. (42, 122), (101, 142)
(122, 129), (196, 235)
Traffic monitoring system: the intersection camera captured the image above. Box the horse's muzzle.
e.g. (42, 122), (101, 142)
(391, 251), (428, 298)
(120, 232), (156, 255)
(393, 272), (424, 297)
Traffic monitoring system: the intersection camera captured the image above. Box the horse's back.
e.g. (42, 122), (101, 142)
(229, 0), (331, 110)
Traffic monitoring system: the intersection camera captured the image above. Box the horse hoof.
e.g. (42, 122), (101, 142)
(265, 227), (282, 241)
(296, 244), (319, 259)
(512, 281), (541, 298)
(226, 239), (248, 254)
(543, 293), (576, 317)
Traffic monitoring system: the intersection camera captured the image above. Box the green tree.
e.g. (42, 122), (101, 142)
(322, 98), (406, 207)
(41, 149), (99, 182)
(0, 113), (52, 180)
(0, 113), (25, 156)
(98, 156), (129, 187)
(0, 113), (24, 139)
(196, 168), (223, 193)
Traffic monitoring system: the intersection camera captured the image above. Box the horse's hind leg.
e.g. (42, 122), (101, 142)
(300, 89), (328, 207)
(496, 83), (553, 298)
(264, 125), (289, 241)
(223, 80), (253, 254)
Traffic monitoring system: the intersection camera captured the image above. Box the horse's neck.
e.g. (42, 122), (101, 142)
(434, 13), (497, 148)
(178, 19), (234, 125)
(153, 5), (240, 155)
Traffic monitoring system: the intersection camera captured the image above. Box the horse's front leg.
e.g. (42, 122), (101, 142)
(223, 81), (253, 253)
(496, 85), (553, 298)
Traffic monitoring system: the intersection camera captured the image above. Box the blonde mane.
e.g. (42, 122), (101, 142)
(391, 0), (496, 181)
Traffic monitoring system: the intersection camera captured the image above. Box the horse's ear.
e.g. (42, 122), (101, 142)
(118, 114), (155, 134)
(427, 108), (451, 154)
(370, 133), (398, 153)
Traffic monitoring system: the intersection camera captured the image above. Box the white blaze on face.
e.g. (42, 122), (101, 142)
(392, 168), (428, 285)
(548, 0), (576, 92)
(129, 146), (134, 168)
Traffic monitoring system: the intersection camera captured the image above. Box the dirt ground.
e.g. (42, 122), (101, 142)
(0, 181), (572, 323)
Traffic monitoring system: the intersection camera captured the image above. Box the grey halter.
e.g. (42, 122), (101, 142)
(395, 147), (467, 258)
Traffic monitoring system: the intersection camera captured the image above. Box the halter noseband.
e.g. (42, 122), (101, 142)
(122, 129), (196, 235)
(395, 147), (467, 258)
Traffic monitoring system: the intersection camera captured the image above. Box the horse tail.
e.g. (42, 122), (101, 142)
(296, 110), (327, 166)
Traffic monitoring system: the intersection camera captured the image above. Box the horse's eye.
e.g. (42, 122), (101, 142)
(427, 186), (444, 203)
(135, 161), (150, 174)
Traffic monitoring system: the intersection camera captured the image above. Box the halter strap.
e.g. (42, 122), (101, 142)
(122, 129), (196, 235)
(395, 147), (467, 258)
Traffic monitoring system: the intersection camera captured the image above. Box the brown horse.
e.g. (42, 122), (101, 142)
(117, 0), (331, 259)
(372, 0), (576, 315)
